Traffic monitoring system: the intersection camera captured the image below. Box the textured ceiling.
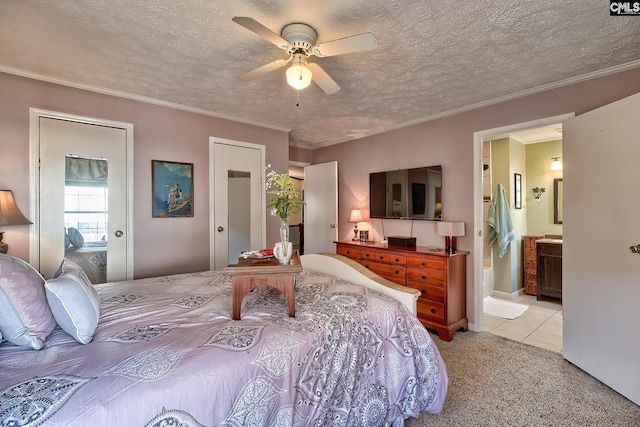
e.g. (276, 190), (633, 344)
(1, 0), (639, 149)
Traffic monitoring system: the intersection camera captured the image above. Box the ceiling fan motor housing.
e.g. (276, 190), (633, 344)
(281, 23), (317, 55)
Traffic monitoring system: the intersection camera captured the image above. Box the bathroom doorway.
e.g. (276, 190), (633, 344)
(472, 113), (574, 352)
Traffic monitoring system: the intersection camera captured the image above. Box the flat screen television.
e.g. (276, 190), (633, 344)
(369, 165), (442, 220)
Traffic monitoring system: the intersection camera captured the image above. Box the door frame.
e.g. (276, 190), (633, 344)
(471, 112), (574, 331)
(208, 137), (266, 270)
(28, 108), (135, 279)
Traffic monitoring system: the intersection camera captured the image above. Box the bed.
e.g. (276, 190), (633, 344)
(65, 241), (107, 284)
(0, 253), (447, 427)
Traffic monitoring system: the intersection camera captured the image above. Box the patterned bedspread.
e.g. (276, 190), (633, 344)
(0, 269), (447, 426)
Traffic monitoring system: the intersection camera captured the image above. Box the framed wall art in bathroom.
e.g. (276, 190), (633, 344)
(514, 173), (522, 209)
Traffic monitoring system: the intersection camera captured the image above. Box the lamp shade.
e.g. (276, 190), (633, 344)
(286, 63), (312, 90)
(0, 190), (32, 226)
(550, 157), (563, 171)
(436, 221), (465, 237)
(349, 209), (364, 223)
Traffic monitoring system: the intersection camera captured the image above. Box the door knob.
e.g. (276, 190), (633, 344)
(217, 226), (224, 232)
(330, 224), (338, 229)
(115, 230), (124, 238)
(630, 244), (640, 253)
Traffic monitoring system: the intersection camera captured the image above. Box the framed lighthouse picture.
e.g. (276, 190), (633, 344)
(152, 160), (194, 218)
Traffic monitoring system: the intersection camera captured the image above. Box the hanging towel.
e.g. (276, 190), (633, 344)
(487, 183), (515, 258)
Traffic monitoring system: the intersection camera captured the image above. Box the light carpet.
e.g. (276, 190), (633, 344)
(483, 295), (528, 319)
(407, 331), (640, 427)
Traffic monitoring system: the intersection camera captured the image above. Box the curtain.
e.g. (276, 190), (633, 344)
(65, 156), (108, 187)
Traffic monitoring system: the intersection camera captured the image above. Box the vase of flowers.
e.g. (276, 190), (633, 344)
(266, 165), (304, 264)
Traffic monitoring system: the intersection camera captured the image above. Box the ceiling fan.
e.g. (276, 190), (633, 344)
(232, 17), (378, 94)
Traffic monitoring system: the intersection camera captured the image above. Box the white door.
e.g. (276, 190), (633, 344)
(563, 91), (640, 405)
(38, 116), (129, 281)
(304, 161), (338, 254)
(210, 139), (265, 269)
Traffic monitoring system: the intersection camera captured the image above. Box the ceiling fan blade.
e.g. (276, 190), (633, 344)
(238, 59), (289, 82)
(308, 63), (340, 94)
(232, 17), (290, 50)
(312, 33), (378, 57)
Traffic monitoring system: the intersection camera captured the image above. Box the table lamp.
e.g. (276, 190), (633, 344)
(436, 221), (465, 254)
(0, 190), (32, 254)
(348, 209), (364, 241)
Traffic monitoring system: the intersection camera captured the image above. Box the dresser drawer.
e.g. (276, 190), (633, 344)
(362, 261), (405, 284)
(406, 268), (444, 287)
(384, 253), (406, 265)
(417, 298), (445, 322)
(524, 260), (537, 272)
(361, 250), (375, 261)
(524, 248), (536, 262)
(406, 256), (444, 271)
(337, 245), (361, 260)
(406, 282), (445, 302)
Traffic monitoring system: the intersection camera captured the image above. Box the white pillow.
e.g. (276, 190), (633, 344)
(0, 254), (57, 349)
(46, 261), (99, 344)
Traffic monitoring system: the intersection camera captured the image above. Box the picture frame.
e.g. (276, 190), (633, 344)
(514, 173), (522, 209)
(152, 160), (194, 217)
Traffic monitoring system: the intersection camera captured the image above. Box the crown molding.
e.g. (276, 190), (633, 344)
(0, 66), (291, 134)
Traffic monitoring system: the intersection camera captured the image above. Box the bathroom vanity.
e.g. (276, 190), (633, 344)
(536, 239), (563, 300)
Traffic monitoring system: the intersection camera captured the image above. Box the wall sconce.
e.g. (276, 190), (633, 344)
(436, 221), (465, 254)
(532, 187), (546, 201)
(0, 190), (32, 254)
(550, 157), (563, 171)
(348, 209), (364, 241)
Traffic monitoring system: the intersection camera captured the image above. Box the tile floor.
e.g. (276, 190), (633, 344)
(483, 294), (563, 353)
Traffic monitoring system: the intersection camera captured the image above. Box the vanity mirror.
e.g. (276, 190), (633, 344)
(554, 178), (563, 224)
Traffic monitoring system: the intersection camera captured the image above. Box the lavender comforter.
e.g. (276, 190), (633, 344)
(0, 268), (447, 426)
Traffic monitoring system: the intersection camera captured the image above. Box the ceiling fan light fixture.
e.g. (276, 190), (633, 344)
(286, 62), (312, 90)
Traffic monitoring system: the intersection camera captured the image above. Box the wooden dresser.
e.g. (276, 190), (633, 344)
(523, 235), (543, 295)
(336, 240), (468, 341)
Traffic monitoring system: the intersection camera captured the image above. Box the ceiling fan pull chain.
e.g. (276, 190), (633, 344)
(296, 89), (300, 107)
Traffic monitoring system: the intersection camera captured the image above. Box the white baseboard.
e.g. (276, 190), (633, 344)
(491, 288), (524, 300)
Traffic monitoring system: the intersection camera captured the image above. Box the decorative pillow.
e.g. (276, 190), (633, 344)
(0, 254), (57, 349)
(67, 227), (84, 248)
(45, 270), (100, 345)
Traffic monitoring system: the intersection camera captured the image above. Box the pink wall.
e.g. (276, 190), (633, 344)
(0, 72), (289, 278)
(312, 66), (640, 321)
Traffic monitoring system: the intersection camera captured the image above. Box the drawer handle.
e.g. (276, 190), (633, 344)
(420, 289), (426, 294)
(421, 275), (426, 280)
(421, 262), (426, 266)
(365, 265), (369, 269)
(395, 270), (399, 274)
(394, 258), (399, 262)
(379, 256), (384, 260)
(346, 250), (350, 255)
(430, 308), (436, 314)
(365, 253), (370, 257)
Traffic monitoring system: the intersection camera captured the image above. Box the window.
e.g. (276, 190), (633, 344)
(65, 185), (108, 242)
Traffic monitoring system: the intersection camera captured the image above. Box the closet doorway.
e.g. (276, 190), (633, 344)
(209, 138), (265, 270)
(29, 109), (134, 282)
